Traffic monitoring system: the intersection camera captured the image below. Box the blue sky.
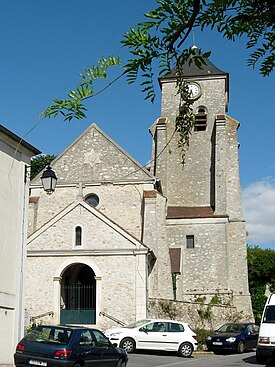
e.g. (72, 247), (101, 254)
(1, 1), (274, 248)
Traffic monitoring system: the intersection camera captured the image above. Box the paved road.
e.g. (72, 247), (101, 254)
(3, 351), (275, 367)
(127, 351), (275, 367)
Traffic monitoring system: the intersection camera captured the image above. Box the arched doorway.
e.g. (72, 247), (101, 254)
(60, 263), (96, 324)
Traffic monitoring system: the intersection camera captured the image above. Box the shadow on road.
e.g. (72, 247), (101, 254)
(243, 354), (275, 366)
(132, 349), (195, 359)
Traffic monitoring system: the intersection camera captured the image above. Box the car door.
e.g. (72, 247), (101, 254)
(136, 322), (171, 351)
(246, 324), (260, 349)
(165, 322), (189, 351)
(244, 324), (259, 350)
(76, 330), (102, 367)
(92, 329), (121, 367)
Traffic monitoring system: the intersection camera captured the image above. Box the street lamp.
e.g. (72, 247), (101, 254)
(41, 165), (58, 195)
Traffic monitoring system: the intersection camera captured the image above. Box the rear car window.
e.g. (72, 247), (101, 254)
(263, 305), (275, 323)
(169, 322), (184, 332)
(25, 326), (72, 345)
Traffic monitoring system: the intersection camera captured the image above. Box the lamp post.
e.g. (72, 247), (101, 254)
(41, 165), (58, 194)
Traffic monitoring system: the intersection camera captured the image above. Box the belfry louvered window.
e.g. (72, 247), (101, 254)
(194, 107), (207, 131)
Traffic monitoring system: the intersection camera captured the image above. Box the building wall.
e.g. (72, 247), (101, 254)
(26, 61), (253, 330)
(151, 72), (253, 318)
(29, 183), (145, 240)
(158, 77), (227, 206)
(167, 218), (229, 296)
(27, 183), (152, 329)
(26, 252), (147, 330)
(0, 129), (38, 364)
(143, 190), (174, 300)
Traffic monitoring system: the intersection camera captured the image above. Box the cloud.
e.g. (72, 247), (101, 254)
(242, 178), (275, 247)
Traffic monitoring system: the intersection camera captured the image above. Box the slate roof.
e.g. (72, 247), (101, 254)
(167, 206), (228, 219)
(159, 46), (228, 79)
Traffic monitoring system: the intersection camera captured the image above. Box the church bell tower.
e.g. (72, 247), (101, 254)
(149, 48), (253, 319)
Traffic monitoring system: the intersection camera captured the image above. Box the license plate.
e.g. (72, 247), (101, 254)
(213, 342), (223, 346)
(29, 360), (47, 366)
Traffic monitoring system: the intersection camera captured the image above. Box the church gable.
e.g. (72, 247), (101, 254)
(32, 123), (153, 185)
(27, 201), (148, 253)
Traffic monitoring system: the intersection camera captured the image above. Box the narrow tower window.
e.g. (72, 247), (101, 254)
(75, 226), (82, 246)
(194, 107), (207, 131)
(186, 235), (195, 249)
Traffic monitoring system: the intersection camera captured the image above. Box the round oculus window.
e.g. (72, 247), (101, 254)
(85, 193), (99, 207)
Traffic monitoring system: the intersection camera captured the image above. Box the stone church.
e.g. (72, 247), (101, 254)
(27, 52), (253, 329)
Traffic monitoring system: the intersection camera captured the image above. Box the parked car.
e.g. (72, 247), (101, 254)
(105, 319), (198, 357)
(14, 324), (128, 367)
(206, 322), (259, 354)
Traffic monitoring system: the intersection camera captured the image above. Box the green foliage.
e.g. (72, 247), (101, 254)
(157, 299), (178, 319)
(44, 1), (274, 159)
(250, 285), (266, 324)
(195, 295), (220, 327)
(123, 0), (274, 102)
(194, 328), (213, 350)
(247, 245), (275, 322)
(42, 56), (122, 121)
(172, 273), (178, 299)
(247, 245), (275, 290)
(31, 154), (56, 180)
(25, 322), (38, 335)
(198, 0), (275, 77)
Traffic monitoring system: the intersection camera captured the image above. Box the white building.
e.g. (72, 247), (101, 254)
(0, 125), (40, 364)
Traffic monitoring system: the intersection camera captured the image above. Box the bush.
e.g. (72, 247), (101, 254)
(194, 328), (213, 350)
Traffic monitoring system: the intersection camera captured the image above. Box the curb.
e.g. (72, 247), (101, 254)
(194, 350), (213, 355)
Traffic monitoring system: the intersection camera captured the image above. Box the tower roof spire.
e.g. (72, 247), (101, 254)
(161, 48), (228, 78)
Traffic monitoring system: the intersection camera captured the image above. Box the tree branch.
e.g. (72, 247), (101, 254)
(166, 0), (201, 50)
(232, 9), (275, 25)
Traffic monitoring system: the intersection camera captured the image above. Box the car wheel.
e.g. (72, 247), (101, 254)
(178, 342), (193, 357)
(120, 337), (136, 353)
(116, 358), (126, 367)
(237, 341), (245, 354)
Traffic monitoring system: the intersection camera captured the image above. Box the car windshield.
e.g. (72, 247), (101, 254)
(123, 319), (151, 329)
(25, 326), (72, 345)
(217, 324), (245, 333)
(263, 306), (275, 323)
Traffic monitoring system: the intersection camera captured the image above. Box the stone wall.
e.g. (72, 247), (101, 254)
(158, 78), (227, 206)
(149, 297), (253, 331)
(26, 252), (147, 331)
(167, 218), (229, 295)
(29, 182), (148, 240)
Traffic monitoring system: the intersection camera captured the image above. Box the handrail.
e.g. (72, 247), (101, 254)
(30, 311), (54, 322)
(99, 311), (126, 326)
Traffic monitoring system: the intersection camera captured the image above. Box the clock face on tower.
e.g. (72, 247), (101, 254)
(187, 82), (201, 100)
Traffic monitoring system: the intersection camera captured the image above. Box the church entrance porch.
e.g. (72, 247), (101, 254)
(60, 263), (96, 324)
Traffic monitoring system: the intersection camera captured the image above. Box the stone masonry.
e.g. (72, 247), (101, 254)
(26, 51), (253, 332)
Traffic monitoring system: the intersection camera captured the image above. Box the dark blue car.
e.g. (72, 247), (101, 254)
(14, 325), (128, 367)
(206, 322), (259, 354)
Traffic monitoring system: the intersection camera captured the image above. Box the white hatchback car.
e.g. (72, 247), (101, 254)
(105, 319), (198, 357)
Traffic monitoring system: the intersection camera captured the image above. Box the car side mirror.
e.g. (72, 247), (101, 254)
(112, 342), (118, 348)
(139, 327), (147, 333)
